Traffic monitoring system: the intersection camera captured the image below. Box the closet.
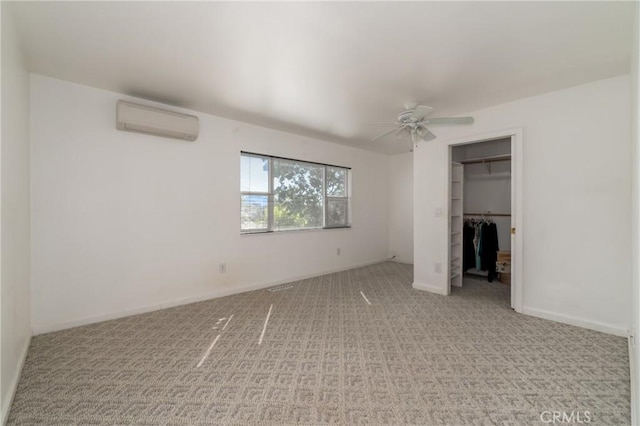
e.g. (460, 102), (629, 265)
(449, 138), (512, 287)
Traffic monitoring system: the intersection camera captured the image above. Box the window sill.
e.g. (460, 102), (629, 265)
(241, 226), (351, 236)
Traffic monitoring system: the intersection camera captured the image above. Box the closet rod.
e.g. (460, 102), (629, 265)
(464, 212), (511, 217)
(460, 154), (511, 165)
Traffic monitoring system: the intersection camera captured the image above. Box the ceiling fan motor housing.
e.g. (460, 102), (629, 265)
(398, 110), (418, 124)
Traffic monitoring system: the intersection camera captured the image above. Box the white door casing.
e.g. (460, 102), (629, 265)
(445, 128), (523, 312)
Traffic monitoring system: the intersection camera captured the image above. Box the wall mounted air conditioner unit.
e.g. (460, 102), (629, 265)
(116, 100), (199, 141)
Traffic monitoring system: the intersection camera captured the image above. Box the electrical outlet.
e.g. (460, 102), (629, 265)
(219, 263), (226, 273)
(337, 248), (341, 256)
(435, 262), (442, 273)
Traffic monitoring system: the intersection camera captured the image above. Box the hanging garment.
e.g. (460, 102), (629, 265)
(475, 222), (485, 271)
(480, 222), (499, 282)
(463, 222), (476, 271)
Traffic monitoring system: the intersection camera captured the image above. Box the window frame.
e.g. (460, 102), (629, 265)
(240, 153), (272, 233)
(240, 151), (351, 234)
(324, 166), (350, 229)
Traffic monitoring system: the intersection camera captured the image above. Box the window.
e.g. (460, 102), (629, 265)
(241, 152), (351, 233)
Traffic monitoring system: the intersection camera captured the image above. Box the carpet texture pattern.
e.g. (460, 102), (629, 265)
(8, 262), (630, 425)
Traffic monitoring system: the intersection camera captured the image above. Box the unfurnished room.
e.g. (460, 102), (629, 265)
(1, 1), (640, 425)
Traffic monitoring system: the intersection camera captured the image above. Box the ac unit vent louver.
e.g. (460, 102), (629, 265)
(116, 100), (199, 141)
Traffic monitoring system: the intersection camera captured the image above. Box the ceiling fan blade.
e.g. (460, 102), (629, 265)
(410, 105), (434, 120)
(362, 121), (399, 126)
(394, 126), (408, 138)
(418, 127), (437, 141)
(372, 127), (401, 141)
(424, 117), (474, 126)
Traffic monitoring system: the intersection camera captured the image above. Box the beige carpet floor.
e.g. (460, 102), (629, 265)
(8, 262), (630, 425)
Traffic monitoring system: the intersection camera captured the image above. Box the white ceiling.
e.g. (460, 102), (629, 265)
(8, 1), (634, 154)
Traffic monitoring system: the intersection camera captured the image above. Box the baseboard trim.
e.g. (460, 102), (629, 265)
(390, 257), (413, 265)
(33, 258), (389, 335)
(2, 335), (31, 425)
(521, 306), (628, 337)
(412, 280), (448, 295)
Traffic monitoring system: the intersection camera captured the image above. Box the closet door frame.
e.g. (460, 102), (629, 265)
(446, 128), (524, 313)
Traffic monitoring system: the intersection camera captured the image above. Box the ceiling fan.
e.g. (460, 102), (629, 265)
(365, 103), (474, 146)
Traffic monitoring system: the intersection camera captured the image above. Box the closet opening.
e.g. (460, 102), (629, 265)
(448, 130), (523, 311)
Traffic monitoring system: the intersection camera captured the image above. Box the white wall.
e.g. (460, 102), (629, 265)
(1, 4), (32, 423)
(414, 75), (631, 335)
(30, 74), (389, 334)
(630, 2), (639, 423)
(388, 152), (413, 264)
